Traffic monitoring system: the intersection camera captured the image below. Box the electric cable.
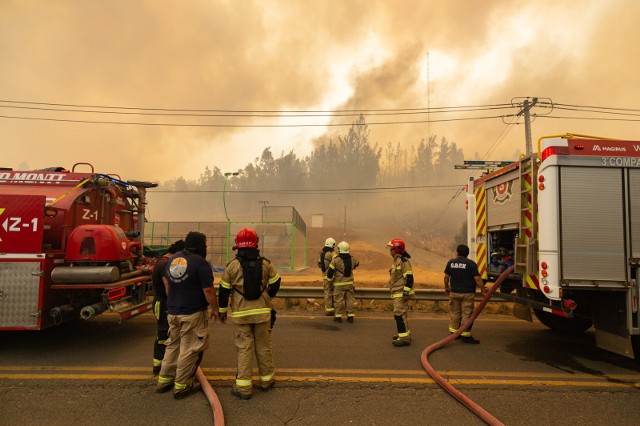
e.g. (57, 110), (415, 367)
(0, 103), (514, 119)
(420, 266), (514, 426)
(0, 112), (513, 127)
(148, 183), (462, 195)
(0, 98), (512, 114)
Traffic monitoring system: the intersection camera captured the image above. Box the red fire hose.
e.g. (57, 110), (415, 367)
(420, 266), (514, 426)
(196, 367), (225, 426)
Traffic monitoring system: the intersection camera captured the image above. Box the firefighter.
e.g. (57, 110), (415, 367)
(327, 241), (359, 323)
(218, 228), (281, 400)
(387, 238), (414, 347)
(318, 237), (337, 316)
(152, 239), (185, 375)
(156, 231), (220, 399)
(444, 244), (487, 344)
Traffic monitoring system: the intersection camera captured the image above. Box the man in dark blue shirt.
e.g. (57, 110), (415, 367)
(156, 232), (219, 399)
(444, 244), (486, 344)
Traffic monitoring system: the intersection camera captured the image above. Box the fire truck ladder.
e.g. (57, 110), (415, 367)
(515, 154), (538, 276)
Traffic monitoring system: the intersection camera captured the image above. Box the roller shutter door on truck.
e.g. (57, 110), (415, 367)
(629, 170), (640, 259)
(559, 167), (626, 283)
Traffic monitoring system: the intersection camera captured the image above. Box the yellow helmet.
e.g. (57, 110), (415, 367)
(324, 237), (336, 248)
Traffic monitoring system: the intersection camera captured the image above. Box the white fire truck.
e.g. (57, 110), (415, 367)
(0, 164), (157, 330)
(466, 134), (640, 359)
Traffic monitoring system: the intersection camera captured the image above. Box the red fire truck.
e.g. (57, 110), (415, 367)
(466, 134), (640, 359)
(0, 163), (157, 330)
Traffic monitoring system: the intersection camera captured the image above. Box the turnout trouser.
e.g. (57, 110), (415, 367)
(158, 311), (209, 391)
(392, 293), (411, 341)
(333, 283), (355, 318)
(323, 277), (334, 314)
(234, 321), (275, 396)
(153, 298), (169, 369)
(448, 292), (475, 337)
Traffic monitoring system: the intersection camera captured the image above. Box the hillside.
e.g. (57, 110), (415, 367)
(282, 226), (454, 289)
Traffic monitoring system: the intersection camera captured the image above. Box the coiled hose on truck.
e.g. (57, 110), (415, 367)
(420, 265), (514, 426)
(196, 366), (225, 426)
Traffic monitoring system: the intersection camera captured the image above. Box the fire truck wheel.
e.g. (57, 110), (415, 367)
(632, 336), (640, 362)
(533, 309), (593, 334)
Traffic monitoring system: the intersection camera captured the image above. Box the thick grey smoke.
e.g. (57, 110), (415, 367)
(2, 0), (639, 233)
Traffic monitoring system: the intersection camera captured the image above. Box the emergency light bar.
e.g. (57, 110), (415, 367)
(455, 160), (513, 170)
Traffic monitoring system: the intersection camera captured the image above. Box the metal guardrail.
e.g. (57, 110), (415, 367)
(276, 286), (508, 302)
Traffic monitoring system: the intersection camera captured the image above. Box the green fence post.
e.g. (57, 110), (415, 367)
(226, 221), (231, 264)
(290, 222), (295, 270)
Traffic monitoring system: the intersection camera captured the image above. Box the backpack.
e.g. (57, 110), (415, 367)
(238, 256), (265, 300)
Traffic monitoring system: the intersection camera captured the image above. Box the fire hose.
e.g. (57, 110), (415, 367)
(420, 265), (514, 426)
(196, 367), (225, 426)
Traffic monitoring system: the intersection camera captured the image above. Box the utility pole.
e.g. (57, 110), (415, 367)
(519, 97), (538, 155)
(426, 51), (430, 140)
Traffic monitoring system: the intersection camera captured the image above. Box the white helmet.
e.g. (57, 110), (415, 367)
(338, 241), (350, 254)
(324, 237), (336, 248)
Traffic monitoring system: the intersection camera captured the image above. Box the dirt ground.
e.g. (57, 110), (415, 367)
(277, 227), (513, 315)
(283, 226), (452, 289)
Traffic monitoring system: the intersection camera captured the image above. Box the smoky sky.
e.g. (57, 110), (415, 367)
(2, 0), (640, 184)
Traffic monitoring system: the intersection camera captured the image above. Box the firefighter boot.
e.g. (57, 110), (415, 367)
(260, 381), (275, 392)
(392, 337), (411, 347)
(174, 381), (202, 400)
(231, 385), (252, 400)
(156, 377), (174, 394)
(461, 336), (480, 344)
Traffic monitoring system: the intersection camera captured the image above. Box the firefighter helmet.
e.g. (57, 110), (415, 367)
(338, 241), (350, 254)
(387, 238), (406, 254)
(324, 237), (336, 248)
(235, 227), (259, 249)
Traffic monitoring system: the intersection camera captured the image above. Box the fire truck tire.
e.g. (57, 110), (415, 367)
(632, 336), (640, 362)
(533, 309), (593, 333)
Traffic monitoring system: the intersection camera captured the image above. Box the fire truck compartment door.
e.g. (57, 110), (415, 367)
(0, 194), (45, 253)
(0, 261), (42, 328)
(485, 171), (520, 228)
(629, 170), (640, 259)
(560, 167), (626, 282)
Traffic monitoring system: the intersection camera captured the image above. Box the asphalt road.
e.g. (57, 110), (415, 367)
(1, 310), (640, 426)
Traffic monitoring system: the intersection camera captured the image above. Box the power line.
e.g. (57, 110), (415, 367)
(0, 113), (515, 128)
(0, 98), (512, 114)
(149, 183), (463, 195)
(541, 115), (640, 122)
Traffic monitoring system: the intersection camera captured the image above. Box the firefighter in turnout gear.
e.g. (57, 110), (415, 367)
(156, 232), (220, 399)
(327, 241), (359, 323)
(318, 237), (337, 316)
(444, 244), (486, 344)
(218, 228), (281, 400)
(152, 239), (185, 375)
(387, 238), (414, 347)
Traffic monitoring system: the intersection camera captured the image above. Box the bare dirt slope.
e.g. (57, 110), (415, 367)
(283, 226), (452, 289)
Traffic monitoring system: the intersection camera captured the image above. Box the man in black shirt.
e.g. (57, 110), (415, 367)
(156, 232), (220, 399)
(444, 244), (486, 344)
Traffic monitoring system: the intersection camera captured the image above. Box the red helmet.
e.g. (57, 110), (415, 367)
(386, 238), (405, 254)
(235, 228), (259, 249)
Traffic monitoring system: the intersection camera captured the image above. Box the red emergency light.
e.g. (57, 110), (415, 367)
(541, 146), (569, 161)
